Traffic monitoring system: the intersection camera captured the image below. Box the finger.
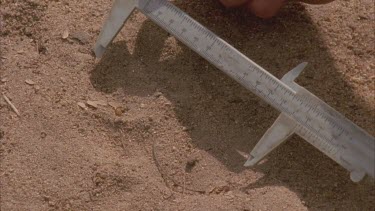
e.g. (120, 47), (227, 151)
(299, 0), (335, 4)
(247, 0), (285, 19)
(219, 0), (249, 8)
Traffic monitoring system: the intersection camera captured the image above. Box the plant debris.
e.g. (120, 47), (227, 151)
(62, 30), (69, 39)
(2, 94), (20, 116)
(77, 102), (87, 110)
(25, 79), (35, 85)
(86, 100), (107, 109)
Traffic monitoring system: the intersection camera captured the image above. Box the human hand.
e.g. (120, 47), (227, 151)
(219, 0), (335, 19)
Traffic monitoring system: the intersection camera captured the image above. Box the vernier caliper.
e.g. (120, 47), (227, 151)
(93, 0), (374, 182)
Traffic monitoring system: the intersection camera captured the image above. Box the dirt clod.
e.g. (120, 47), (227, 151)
(209, 185), (231, 194)
(115, 106), (126, 116)
(185, 158), (199, 173)
(71, 31), (90, 44)
(0, 128), (4, 140)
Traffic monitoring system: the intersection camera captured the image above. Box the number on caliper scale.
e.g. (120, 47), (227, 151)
(93, 0), (375, 182)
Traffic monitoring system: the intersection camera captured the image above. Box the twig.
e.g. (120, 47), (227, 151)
(36, 41), (39, 54)
(3, 94), (20, 116)
(183, 172), (186, 195)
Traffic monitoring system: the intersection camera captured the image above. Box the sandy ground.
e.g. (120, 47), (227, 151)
(0, 0), (374, 210)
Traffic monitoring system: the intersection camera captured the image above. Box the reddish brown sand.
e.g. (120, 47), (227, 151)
(0, 0), (374, 210)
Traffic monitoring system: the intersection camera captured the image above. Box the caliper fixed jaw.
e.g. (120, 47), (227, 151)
(94, 0), (137, 58)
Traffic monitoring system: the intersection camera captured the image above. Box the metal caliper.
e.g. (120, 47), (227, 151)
(93, 0), (375, 182)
